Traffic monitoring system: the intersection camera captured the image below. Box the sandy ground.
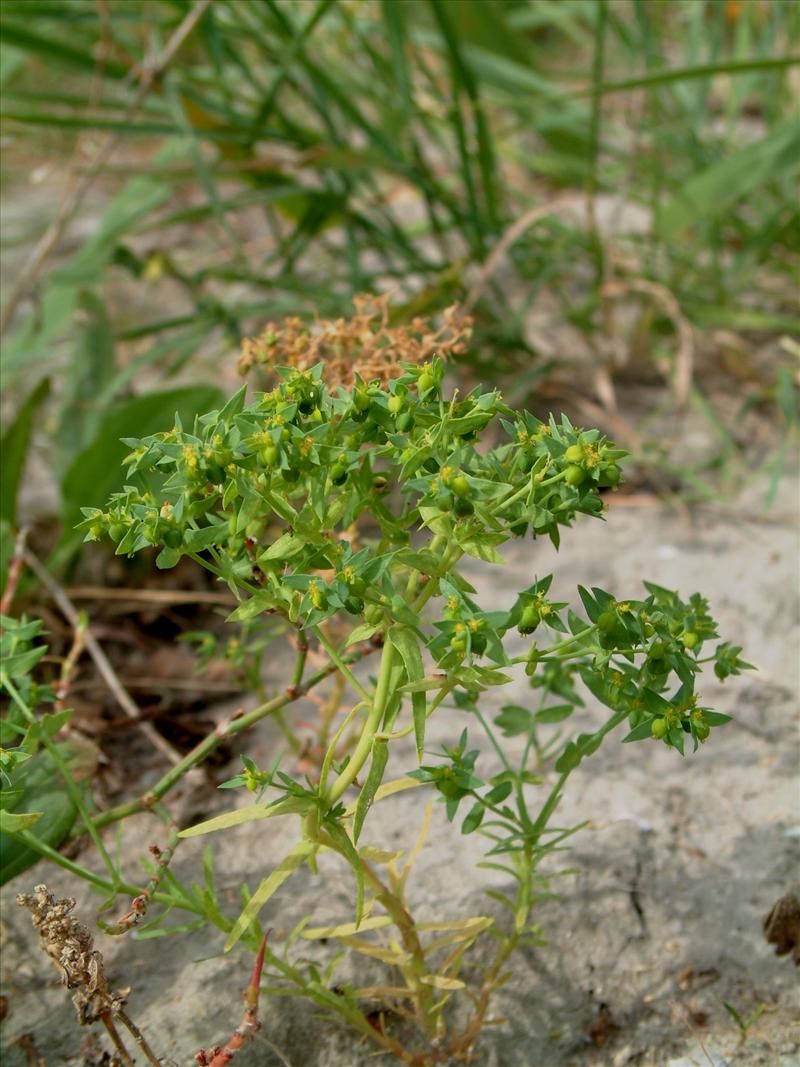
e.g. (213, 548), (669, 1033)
(1, 476), (798, 1067)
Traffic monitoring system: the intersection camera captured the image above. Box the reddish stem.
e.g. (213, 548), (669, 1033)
(196, 932), (269, 1066)
(0, 527), (28, 618)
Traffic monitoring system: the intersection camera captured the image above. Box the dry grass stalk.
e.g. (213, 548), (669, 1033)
(238, 292), (472, 388)
(16, 885), (161, 1067)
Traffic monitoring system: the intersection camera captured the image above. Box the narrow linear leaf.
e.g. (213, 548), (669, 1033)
(389, 626), (427, 760)
(225, 839), (315, 951)
(353, 739), (389, 843)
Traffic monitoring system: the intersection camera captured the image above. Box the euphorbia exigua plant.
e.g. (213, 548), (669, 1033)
(68, 353), (753, 1063)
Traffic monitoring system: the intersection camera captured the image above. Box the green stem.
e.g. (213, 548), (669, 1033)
(471, 705), (513, 776)
(312, 626), (370, 700)
(324, 638), (397, 808)
(529, 707), (628, 843)
(13, 829), (188, 910)
(89, 643), (375, 832)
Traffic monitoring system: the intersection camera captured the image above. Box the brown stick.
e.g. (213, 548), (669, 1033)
(0, 0), (213, 336)
(22, 548), (183, 766)
(65, 585), (237, 606)
(99, 1014), (136, 1067)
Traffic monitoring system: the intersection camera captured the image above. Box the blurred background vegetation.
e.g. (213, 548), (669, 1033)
(1, 0), (798, 571)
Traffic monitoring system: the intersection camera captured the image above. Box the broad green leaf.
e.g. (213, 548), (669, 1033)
(0, 377), (50, 524)
(0, 809), (42, 833)
(55, 291), (115, 470)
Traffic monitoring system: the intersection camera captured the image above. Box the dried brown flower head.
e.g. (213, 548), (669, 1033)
(16, 886), (162, 1067)
(16, 884), (125, 1025)
(239, 292), (472, 388)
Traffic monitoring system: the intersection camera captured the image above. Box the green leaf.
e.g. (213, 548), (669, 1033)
(1, 645), (48, 680)
(324, 817), (365, 927)
(554, 740), (582, 773)
(535, 704), (574, 724)
(461, 800), (485, 835)
(353, 739), (388, 844)
(155, 546), (182, 570)
(389, 626), (427, 760)
(262, 532), (306, 561)
(702, 712), (732, 726)
(659, 119), (800, 235)
(0, 377), (50, 524)
(494, 705), (533, 737)
(0, 809), (42, 833)
(178, 796), (308, 838)
(225, 839), (316, 950)
(55, 291), (115, 470)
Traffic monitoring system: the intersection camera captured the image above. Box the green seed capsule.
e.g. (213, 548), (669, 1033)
(518, 604), (541, 635)
(694, 721), (710, 741)
(651, 718), (668, 739)
(344, 595), (364, 616)
(451, 475), (470, 498)
(260, 444), (279, 466)
(470, 632), (487, 656)
(564, 465), (586, 486)
(454, 496), (474, 517)
(395, 411), (414, 433)
(597, 610), (617, 634)
(331, 464), (348, 486)
(108, 523), (127, 542)
(682, 630), (699, 650)
(564, 444), (584, 464)
(162, 528), (183, 549)
(282, 467), (301, 484)
(418, 372), (435, 393)
(388, 395), (404, 415)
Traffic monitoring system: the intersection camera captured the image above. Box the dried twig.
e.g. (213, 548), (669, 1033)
(22, 548), (182, 766)
(0, 0), (212, 336)
(17, 885), (162, 1067)
(105, 823), (181, 935)
(464, 196), (572, 313)
(602, 277), (695, 407)
(54, 619), (88, 711)
(66, 586), (237, 607)
(0, 526), (29, 617)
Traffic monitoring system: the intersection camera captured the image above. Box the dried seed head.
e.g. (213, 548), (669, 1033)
(16, 885), (126, 1025)
(238, 292), (472, 388)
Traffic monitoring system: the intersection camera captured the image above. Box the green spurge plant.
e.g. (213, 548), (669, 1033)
(55, 358), (749, 1061)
